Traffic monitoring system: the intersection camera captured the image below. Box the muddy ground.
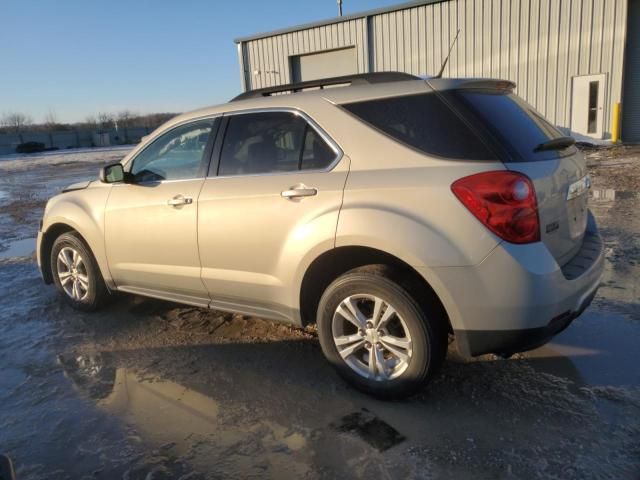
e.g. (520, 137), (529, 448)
(0, 146), (638, 479)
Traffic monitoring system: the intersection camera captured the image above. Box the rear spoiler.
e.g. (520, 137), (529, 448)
(427, 78), (516, 93)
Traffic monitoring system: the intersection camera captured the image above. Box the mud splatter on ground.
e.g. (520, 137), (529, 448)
(0, 146), (638, 479)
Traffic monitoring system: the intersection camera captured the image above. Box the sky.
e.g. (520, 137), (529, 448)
(0, 0), (404, 124)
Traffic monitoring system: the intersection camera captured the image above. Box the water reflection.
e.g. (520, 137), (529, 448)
(63, 356), (313, 478)
(588, 187), (640, 314)
(100, 369), (220, 447)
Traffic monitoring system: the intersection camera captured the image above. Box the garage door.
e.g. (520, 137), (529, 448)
(622, 0), (640, 142)
(290, 47), (357, 83)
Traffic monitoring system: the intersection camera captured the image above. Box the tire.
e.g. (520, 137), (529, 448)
(50, 232), (109, 311)
(317, 270), (446, 399)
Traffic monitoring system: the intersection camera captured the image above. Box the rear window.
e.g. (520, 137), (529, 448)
(342, 92), (496, 160)
(442, 90), (576, 162)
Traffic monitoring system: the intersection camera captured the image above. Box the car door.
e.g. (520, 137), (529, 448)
(197, 109), (349, 321)
(105, 118), (219, 306)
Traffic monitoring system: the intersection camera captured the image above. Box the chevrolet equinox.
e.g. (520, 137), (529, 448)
(37, 73), (604, 398)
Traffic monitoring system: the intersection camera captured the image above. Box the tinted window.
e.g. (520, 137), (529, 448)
(443, 90), (576, 162)
(131, 120), (214, 182)
(342, 93), (495, 160)
(301, 127), (336, 170)
(218, 112), (336, 176)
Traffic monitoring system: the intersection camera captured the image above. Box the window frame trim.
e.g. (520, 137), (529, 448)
(209, 107), (344, 179)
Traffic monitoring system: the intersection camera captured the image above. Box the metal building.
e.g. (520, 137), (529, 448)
(235, 0), (640, 142)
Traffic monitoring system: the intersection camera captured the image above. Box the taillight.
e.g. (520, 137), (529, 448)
(451, 171), (540, 244)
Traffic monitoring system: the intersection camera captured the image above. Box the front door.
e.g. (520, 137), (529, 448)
(197, 110), (348, 320)
(105, 118), (218, 306)
(571, 74), (606, 139)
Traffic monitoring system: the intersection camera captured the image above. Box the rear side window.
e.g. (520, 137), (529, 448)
(218, 111), (337, 176)
(301, 127), (336, 170)
(442, 90), (576, 162)
(342, 93), (496, 160)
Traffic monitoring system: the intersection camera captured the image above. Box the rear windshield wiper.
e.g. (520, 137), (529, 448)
(534, 136), (575, 152)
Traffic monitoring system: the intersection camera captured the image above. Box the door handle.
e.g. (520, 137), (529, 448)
(281, 184), (318, 200)
(167, 195), (193, 206)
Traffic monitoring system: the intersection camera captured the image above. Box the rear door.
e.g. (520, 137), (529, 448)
(197, 109), (348, 318)
(443, 89), (589, 265)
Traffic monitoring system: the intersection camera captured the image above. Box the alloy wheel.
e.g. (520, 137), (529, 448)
(331, 294), (413, 381)
(56, 247), (89, 301)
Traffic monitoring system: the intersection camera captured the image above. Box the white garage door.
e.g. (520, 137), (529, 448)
(290, 47), (357, 83)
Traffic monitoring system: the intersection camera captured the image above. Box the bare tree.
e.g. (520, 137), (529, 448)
(96, 112), (114, 132)
(117, 110), (136, 143)
(43, 109), (59, 130)
(117, 110), (134, 126)
(84, 115), (97, 130)
(1, 112), (32, 133)
(43, 109), (59, 148)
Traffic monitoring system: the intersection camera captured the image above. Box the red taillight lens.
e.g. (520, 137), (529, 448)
(451, 171), (540, 244)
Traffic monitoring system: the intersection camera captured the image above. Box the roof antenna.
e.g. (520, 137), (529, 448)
(435, 29), (461, 78)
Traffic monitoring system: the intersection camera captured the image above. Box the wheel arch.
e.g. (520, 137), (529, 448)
(40, 220), (111, 288)
(299, 245), (452, 333)
(40, 222), (76, 283)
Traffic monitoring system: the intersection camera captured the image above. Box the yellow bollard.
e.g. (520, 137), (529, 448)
(611, 102), (621, 143)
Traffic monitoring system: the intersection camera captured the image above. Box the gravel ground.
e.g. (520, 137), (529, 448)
(0, 146), (638, 479)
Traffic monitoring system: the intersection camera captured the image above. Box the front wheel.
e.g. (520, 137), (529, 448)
(317, 271), (446, 399)
(50, 232), (109, 311)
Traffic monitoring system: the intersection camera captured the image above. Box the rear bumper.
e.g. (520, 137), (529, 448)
(419, 211), (604, 357)
(454, 284), (597, 356)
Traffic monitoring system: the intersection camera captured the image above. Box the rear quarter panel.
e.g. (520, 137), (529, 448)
(318, 103), (505, 268)
(295, 98), (510, 327)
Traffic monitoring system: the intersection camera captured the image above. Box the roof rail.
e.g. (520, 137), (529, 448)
(230, 72), (420, 102)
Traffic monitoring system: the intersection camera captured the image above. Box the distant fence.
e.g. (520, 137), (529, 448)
(0, 127), (152, 155)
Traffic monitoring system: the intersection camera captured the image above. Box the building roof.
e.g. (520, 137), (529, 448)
(234, 0), (448, 43)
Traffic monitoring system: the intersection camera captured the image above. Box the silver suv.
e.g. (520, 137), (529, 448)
(37, 73), (604, 398)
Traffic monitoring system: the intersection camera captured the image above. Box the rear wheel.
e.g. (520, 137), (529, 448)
(50, 232), (109, 311)
(317, 270), (446, 399)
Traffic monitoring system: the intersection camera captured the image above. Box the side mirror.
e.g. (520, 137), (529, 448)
(99, 163), (125, 183)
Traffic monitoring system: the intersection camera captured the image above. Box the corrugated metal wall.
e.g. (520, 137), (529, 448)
(241, 18), (369, 90)
(239, 0), (629, 137)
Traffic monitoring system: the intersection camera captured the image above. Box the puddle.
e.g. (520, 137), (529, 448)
(524, 310), (640, 387)
(0, 237), (35, 259)
(59, 356), (315, 478)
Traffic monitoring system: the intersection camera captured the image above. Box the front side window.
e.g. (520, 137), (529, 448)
(130, 119), (215, 182)
(218, 111), (337, 176)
